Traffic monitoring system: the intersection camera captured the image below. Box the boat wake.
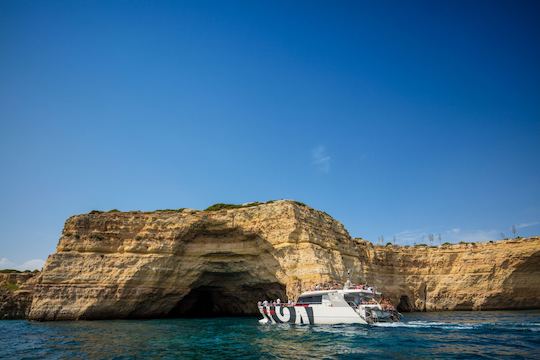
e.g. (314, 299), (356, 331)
(373, 320), (540, 332)
(373, 320), (474, 330)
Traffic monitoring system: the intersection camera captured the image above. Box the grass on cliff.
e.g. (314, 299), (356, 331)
(88, 208), (187, 214)
(203, 200), (313, 212)
(2, 282), (19, 291)
(205, 201), (275, 211)
(0, 269), (22, 273)
(0, 269), (39, 274)
(87, 199), (313, 214)
(148, 208), (186, 213)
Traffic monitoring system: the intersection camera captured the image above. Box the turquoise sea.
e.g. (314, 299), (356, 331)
(1, 311), (539, 359)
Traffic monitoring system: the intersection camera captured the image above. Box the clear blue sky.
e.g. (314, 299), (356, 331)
(1, 1), (539, 269)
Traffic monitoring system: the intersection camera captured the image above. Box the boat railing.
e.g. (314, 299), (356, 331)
(258, 302), (320, 307)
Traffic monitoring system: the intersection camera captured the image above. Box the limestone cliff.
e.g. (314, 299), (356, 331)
(0, 272), (38, 319)
(7, 200), (540, 320)
(353, 238), (540, 312)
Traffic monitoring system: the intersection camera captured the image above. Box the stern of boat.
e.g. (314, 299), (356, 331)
(362, 306), (402, 324)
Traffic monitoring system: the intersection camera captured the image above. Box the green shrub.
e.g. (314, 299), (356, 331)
(319, 210), (334, 219)
(89, 210), (103, 214)
(205, 203), (243, 211)
(386, 242), (393, 246)
(205, 202), (264, 211)
(108, 209), (120, 213)
(0, 269), (21, 274)
(3, 282), (19, 291)
(415, 243), (428, 247)
(459, 241), (469, 245)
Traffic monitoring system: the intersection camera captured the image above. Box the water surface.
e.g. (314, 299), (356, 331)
(1, 311), (539, 359)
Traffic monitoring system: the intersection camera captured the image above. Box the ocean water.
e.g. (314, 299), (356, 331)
(1, 311), (539, 359)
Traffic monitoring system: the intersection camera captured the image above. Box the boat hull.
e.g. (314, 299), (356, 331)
(258, 305), (369, 325)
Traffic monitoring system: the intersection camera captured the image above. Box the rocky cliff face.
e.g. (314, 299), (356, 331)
(0, 272), (38, 319)
(8, 200), (539, 320)
(353, 238), (540, 312)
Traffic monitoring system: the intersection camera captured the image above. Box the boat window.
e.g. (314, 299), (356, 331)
(344, 294), (360, 305)
(344, 293), (374, 305)
(297, 295), (323, 304)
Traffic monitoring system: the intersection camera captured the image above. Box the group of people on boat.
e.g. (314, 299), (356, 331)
(258, 299), (294, 307)
(379, 296), (396, 311)
(257, 282), (394, 309)
(311, 281), (374, 293)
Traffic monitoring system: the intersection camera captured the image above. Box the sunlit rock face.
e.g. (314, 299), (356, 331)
(353, 238), (540, 312)
(25, 201), (540, 320)
(28, 201), (352, 320)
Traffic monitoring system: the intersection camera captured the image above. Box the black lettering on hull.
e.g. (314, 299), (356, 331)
(266, 306), (314, 325)
(295, 306), (314, 324)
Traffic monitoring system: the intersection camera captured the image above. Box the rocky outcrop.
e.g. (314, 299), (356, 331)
(0, 272), (39, 319)
(3, 200), (538, 320)
(353, 238), (540, 312)
(29, 201), (353, 320)
(0, 272), (37, 287)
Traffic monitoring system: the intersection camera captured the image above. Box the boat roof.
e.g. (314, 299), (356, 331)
(299, 289), (377, 296)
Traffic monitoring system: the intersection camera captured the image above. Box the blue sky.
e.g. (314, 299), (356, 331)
(1, 1), (539, 269)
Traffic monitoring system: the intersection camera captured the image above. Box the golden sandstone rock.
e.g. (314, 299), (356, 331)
(19, 200), (540, 320)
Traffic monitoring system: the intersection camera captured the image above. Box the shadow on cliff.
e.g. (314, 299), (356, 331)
(103, 218), (288, 319)
(166, 276), (285, 318)
(482, 249), (540, 310)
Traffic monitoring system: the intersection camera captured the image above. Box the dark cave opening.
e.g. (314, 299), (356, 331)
(166, 280), (286, 318)
(397, 295), (412, 312)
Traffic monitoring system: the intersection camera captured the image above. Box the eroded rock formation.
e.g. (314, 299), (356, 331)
(353, 238), (540, 312)
(3, 200), (539, 320)
(0, 272), (39, 319)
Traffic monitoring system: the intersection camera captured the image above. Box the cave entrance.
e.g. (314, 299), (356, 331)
(166, 273), (286, 318)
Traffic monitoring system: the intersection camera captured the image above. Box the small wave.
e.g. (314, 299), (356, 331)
(519, 323), (540, 328)
(374, 320), (540, 332)
(373, 321), (474, 330)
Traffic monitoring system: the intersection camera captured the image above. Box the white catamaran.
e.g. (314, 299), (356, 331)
(258, 287), (401, 325)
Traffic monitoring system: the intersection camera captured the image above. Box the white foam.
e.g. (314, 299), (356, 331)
(374, 320), (540, 332)
(373, 321), (475, 330)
